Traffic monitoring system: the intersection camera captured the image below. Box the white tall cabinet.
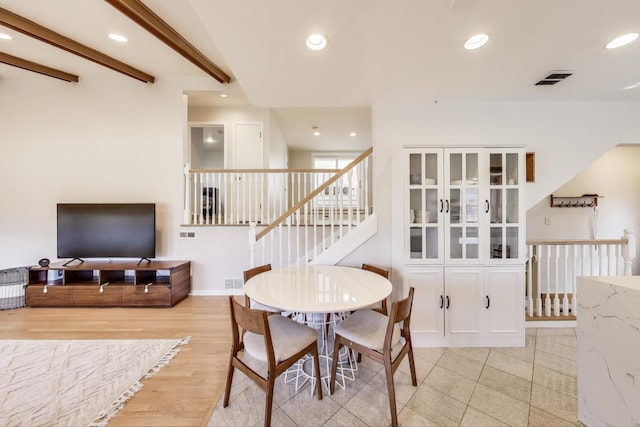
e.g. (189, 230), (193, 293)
(404, 147), (525, 347)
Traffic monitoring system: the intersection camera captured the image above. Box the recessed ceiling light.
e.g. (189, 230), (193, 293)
(0, 33), (12, 40)
(624, 82), (640, 90)
(350, 132), (357, 137)
(312, 126), (320, 136)
(464, 33), (489, 50)
(306, 33), (327, 50)
(219, 93), (228, 98)
(108, 33), (128, 42)
(606, 33), (639, 49)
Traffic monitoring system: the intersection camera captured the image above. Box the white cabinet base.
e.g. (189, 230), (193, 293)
(406, 265), (525, 348)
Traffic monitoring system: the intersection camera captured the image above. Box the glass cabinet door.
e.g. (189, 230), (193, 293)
(446, 151), (480, 262)
(408, 150), (442, 262)
(488, 151), (520, 260)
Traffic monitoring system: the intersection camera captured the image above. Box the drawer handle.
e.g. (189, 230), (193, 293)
(446, 295), (450, 309)
(486, 295), (491, 309)
(99, 282), (110, 293)
(144, 282), (154, 293)
(440, 295), (444, 309)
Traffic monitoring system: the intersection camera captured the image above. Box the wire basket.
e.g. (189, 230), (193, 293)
(0, 267), (28, 310)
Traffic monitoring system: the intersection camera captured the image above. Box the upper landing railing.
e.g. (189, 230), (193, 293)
(525, 229), (636, 321)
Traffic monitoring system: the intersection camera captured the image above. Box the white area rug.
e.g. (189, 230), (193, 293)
(0, 337), (190, 427)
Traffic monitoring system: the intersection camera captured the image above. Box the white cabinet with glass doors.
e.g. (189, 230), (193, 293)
(405, 147), (525, 265)
(404, 146), (525, 347)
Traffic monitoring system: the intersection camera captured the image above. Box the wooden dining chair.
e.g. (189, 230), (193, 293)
(243, 264), (281, 313)
(361, 263), (390, 315)
(329, 287), (416, 427)
(223, 296), (323, 427)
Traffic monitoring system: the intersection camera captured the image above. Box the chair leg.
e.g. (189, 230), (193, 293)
(384, 358), (399, 427)
(264, 374), (275, 427)
(407, 342), (418, 386)
(329, 335), (342, 395)
(223, 352), (235, 407)
(312, 346), (323, 400)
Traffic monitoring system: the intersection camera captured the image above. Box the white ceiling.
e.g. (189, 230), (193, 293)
(2, 0), (639, 150)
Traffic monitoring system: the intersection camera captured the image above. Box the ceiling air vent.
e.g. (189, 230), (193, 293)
(535, 70), (573, 86)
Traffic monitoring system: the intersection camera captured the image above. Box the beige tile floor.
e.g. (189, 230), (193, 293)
(208, 328), (583, 427)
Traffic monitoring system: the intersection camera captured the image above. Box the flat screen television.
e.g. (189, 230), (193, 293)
(57, 203), (156, 262)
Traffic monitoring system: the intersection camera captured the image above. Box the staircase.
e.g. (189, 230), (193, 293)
(184, 147), (376, 267)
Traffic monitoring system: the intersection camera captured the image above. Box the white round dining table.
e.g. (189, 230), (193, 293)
(243, 265), (392, 314)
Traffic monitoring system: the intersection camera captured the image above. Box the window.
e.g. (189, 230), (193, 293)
(312, 153), (361, 209)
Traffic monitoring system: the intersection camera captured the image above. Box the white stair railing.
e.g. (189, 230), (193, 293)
(525, 229), (636, 319)
(249, 148), (373, 268)
(183, 167), (344, 226)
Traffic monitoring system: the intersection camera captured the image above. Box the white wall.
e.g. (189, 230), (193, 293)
(0, 76), (185, 270)
(527, 146), (640, 273)
(355, 100), (640, 298)
(0, 75), (255, 293)
(268, 110), (288, 169)
(3, 76), (640, 294)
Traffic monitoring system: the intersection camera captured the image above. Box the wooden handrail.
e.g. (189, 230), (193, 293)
(189, 168), (341, 174)
(526, 238), (627, 246)
(256, 147), (373, 241)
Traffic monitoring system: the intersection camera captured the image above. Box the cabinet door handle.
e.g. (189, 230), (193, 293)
(440, 295), (444, 309)
(485, 200), (490, 213)
(486, 295), (490, 309)
(445, 200), (450, 213)
(439, 199), (444, 213)
(446, 295), (450, 309)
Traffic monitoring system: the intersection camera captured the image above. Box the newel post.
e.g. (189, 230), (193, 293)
(249, 222), (257, 268)
(183, 163), (191, 224)
(622, 228), (636, 276)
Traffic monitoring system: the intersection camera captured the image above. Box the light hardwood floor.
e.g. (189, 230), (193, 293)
(0, 296), (232, 427)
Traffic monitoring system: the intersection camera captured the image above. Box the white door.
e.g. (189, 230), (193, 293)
(444, 266), (483, 338)
(485, 267), (524, 335)
(405, 266), (444, 339)
(232, 122), (263, 222)
(233, 122), (263, 168)
(444, 149), (487, 264)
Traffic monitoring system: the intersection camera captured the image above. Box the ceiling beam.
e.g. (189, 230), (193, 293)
(105, 0), (231, 84)
(0, 51), (79, 82)
(0, 7), (155, 83)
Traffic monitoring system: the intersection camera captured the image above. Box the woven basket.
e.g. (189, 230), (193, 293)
(0, 267), (28, 310)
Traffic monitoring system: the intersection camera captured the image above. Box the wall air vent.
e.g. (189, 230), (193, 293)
(535, 70), (573, 86)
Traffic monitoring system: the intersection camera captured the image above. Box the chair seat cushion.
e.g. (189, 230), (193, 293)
(334, 309), (400, 352)
(244, 315), (318, 363)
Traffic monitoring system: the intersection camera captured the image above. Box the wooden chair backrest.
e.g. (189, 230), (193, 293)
(362, 263), (389, 279)
(228, 296), (274, 360)
(243, 264), (272, 283)
(384, 287), (415, 350)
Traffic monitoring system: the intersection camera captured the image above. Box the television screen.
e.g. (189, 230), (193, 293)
(57, 203), (156, 260)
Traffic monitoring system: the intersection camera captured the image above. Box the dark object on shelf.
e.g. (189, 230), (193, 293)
(549, 194), (602, 208)
(202, 187), (218, 217)
(38, 258), (50, 267)
(492, 245), (511, 259)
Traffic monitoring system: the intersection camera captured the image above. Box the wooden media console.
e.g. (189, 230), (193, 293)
(26, 260), (191, 307)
